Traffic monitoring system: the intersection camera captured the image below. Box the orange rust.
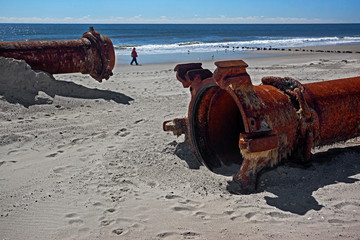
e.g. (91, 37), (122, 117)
(164, 59), (360, 193)
(0, 26), (115, 82)
(163, 118), (188, 137)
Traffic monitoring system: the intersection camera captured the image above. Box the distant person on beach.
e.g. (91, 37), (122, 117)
(130, 48), (139, 65)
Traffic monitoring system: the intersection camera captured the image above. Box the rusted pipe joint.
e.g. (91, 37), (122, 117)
(0, 27), (115, 82)
(164, 59), (360, 193)
(81, 27), (115, 81)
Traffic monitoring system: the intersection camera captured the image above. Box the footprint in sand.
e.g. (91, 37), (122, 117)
(156, 232), (177, 238)
(170, 198), (210, 220)
(156, 231), (201, 239)
(223, 210), (235, 216)
(46, 150), (64, 158)
(328, 218), (358, 224)
(78, 227), (90, 234)
(334, 202), (360, 209)
(266, 211), (292, 219)
(71, 138), (88, 145)
(92, 202), (102, 207)
(46, 153), (58, 158)
(112, 228), (125, 235)
(228, 211), (255, 221)
(53, 165), (73, 174)
(90, 131), (108, 139)
(65, 213), (77, 218)
(76, 146), (93, 152)
(108, 217), (145, 236)
(181, 232), (201, 238)
(115, 128), (130, 137)
(105, 208), (116, 214)
(7, 148), (29, 155)
(178, 199), (204, 208)
(164, 194), (182, 200)
(107, 146), (117, 152)
(69, 219), (84, 225)
(165, 194), (212, 219)
(147, 181), (158, 188)
(100, 219), (115, 227)
(172, 206), (195, 212)
(0, 161), (17, 167)
(65, 213), (84, 225)
(134, 119), (144, 124)
(193, 211), (211, 220)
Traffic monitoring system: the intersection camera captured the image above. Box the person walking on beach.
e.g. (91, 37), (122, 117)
(130, 48), (139, 65)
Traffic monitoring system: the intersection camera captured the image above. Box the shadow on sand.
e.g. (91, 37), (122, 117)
(0, 58), (133, 107)
(0, 73), (133, 107)
(175, 140), (360, 215)
(174, 142), (202, 170)
(258, 145), (360, 215)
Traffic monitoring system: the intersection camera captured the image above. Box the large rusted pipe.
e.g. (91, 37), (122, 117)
(0, 26), (115, 82)
(164, 60), (360, 193)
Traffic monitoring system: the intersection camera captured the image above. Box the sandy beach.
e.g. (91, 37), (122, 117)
(1, 45), (360, 240)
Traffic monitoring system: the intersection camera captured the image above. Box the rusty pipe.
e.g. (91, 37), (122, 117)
(163, 60), (360, 193)
(0, 26), (115, 82)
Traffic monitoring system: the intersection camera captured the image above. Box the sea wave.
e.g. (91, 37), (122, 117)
(115, 36), (360, 55)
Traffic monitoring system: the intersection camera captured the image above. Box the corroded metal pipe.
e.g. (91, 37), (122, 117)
(164, 60), (360, 192)
(0, 27), (115, 82)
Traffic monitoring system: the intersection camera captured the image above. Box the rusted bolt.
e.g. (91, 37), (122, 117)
(0, 27), (115, 82)
(164, 59), (360, 193)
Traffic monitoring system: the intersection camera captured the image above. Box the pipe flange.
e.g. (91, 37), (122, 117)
(82, 27), (115, 82)
(262, 76), (319, 160)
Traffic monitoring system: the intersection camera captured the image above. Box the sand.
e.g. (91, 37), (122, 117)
(1, 45), (360, 240)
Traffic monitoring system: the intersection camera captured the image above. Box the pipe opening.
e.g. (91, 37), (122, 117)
(190, 85), (245, 172)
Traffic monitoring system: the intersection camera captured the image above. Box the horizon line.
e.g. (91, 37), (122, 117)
(1, 16), (359, 25)
(1, 22), (360, 24)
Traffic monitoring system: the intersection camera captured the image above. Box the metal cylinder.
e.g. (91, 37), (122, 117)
(303, 78), (360, 145)
(164, 60), (360, 193)
(0, 27), (115, 82)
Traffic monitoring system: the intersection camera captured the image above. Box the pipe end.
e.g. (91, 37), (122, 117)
(215, 60), (248, 69)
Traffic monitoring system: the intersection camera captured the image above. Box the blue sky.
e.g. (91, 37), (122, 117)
(0, 0), (359, 24)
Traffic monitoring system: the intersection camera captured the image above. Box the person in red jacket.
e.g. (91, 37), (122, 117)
(130, 48), (139, 65)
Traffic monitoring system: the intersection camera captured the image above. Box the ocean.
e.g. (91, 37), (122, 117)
(1, 23), (360, 64)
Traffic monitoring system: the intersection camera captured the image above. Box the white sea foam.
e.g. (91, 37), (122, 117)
(116, 36), (360, 55)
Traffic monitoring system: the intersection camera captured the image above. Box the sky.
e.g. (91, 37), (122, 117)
(0, 0), (359, 24)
